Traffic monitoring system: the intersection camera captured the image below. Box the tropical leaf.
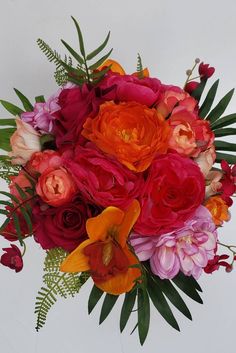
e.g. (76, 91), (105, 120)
(0, 118), (16, 126)
(137, 287), (150, 345)
(215, 140), (236, 152)
(88, 49), (113, 71)
(172, 272), (203, 304)
(206, 89), (234, 123)
(215, 152), (236, 164)
(61, 39), (84, 65)
(191, 79), (207, 102)
(120, 289), (137, 332)
(199, 79), (219, 118)
(14, 88), (33, 112)
(214, 128), (236, 137)
(0, 100), (24, 116)
(86, 31), (111, 61)
(211, 113), (236, 130)
(88, 285), (104, 314)
(99, 294), (119, 324)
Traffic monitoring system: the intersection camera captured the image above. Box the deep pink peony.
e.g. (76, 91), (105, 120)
(98, 72), (162, 106)
(131, 206), (217, 279)
(64, 144), (144, 209)
(1, 244), (23, 272)
(134, 153), (205, 236)
(33, 196), (97, 252)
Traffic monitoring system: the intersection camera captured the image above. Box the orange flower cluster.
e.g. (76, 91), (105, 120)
(205, 196), (230, 226)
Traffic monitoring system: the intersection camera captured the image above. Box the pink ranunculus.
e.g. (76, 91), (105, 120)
(168, 107), (215, 157)
(21, 92), (61, 134)
(64, 144), (144, 209)
(131, 206), (218, 280)
(99, 72), (162, 106)
(36, 167), (77, 207)
(134, 153), (205, 236)
(1, 244), (23, 272)
(9, 118), (41, 165)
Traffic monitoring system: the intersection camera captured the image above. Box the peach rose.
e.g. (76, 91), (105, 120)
(36, 168), (77, 207)
(205, 171), (223, 199)
(205, 196), (230, 226)
(82, 101), (170, 172)
(9, 118), (41, 165)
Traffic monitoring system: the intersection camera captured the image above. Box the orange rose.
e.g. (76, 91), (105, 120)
(82, 101), (169, 172)
(36, 168), (77, 207)
(205, 196), (230, 226)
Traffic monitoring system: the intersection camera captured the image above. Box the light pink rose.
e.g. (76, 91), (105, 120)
(9, 118), (41, 165)
(194, 145), (216, 176)
(205, 170), (223, 199)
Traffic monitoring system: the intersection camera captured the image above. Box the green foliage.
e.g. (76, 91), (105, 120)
(99, 294), (119, 324)
(216, 152), (236, 164)
(191, 79), (207, 101)
(206, 88), (234, 124)
(0, 175), (35, 244)
(120, 289), (137, 332)
(136, 53), (144, 79)
(199, 79), (219, 118)
(0, 100), (24, 116)
(88, 285), (104, 314)
(13, 88), (33, 112)
(38, 17), (112, 86)
(35, 248), (89, 331)
(0, 128), (16, 151)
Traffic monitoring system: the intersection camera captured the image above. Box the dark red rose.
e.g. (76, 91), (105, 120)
(134, 152), (205, 236)
(199, 62), (215, 79)
(33, 196), (98, 252)
(184, 81), (199, 94)
(1, 244), (23, 272)
(54, 84), (105, 150)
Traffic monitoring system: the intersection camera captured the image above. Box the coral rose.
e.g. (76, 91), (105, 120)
(64, 144), (144, 209)
(134, 153), (205, 236)
(82, 101), (170, 172)
(36, 167), (77, 207)
(9, 118), (41, 165)
(27, 150), (62, 175)
(205, 196), (230, 226)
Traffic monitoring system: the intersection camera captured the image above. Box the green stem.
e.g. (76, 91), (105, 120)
(21, 241), (27, 257)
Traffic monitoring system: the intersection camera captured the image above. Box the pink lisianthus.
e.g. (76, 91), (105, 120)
(64, 143), (144, 209)
(134, 153), (205, 236)
(131, 206), (218, 280)
(21, 92), (61, 134)
(98, 71), (162, 106)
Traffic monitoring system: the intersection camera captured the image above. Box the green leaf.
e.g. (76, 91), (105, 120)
(0, 191), (20, 204)
(0, 118), (16, 126)
(99, 294), (119, 324)
(12, 213), (23, 245)
(88, 49), (113, 70)
(147, 277), (180, 331)
(86, 31), (111, 61)
(172, 272), (203, 304)
(215, 140), (236, 152)
(120, 289), (137, 332)
(214, 128), (236, 137)
(20, 207), (33, 234)
(0, 209), (9, 216)
(71, 17), (86, 57)
(216, 152), (236, 164)
(88, 285), (104, 314)
(199, 79), (219, 118)
(14, 88), (33, 112)
(211, 113), (236, 130)
(0, 100), (24, 116)
(206, 89), (234, 123)
(35, 95), (45, 103)
(186, 275), (202, 292)
(61, 39), (84, 65)
(153, 277), (192, 320)
(0, 200), (13, 207)
(137, 288), (150, 346)
(191, 79), (207, 102)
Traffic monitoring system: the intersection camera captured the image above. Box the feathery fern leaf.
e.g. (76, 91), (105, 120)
(136, 53), (144, 79)
(0, 156), (20, 184)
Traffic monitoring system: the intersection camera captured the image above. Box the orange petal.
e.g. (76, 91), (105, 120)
(132, 67), (150, 78)
(98, 59), (125, 75)
(95, 245), (141, 295)
(60, 239), (93, 273)
(86, 206), (124, 242)
(118, 200), (141, 248)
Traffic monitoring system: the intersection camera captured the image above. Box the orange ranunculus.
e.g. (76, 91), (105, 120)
(60, 200), (141, 295)
(98, 59), (126, 75)
(82, 101), (170, 172)
(205, 196), (230, 226)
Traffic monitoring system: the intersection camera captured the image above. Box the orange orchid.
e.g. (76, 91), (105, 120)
(98, 58), (149, 77)
(60, 200), (141, 295)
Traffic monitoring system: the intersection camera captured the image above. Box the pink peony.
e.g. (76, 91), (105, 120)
(98, 72), (162, 106)
(131, 206), (218, 279)
(134, 153), (205, 236)
(64, 144), (144, 209)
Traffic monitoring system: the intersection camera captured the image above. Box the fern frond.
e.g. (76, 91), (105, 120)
(35, 286), (58, 331)
(37, 39), (64, 69)
(136, 53), (144, 79)
(0, 156), (20, 184)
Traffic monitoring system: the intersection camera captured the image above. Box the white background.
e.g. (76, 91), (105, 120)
(0, 0), (236, 352)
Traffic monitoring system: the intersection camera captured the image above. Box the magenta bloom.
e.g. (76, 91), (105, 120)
(1, 244), (23, 272)
(21, 92), (60, 134)
(131, 206), (218, 279)
(64, 143), (144, 209)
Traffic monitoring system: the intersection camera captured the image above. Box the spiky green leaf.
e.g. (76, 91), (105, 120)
(215, 140), (236, 152)
(88, 285), (104, 314)
(0, 118), (16, 126)
(211, 113), (236, 130)
(191, 79), (207, 102)
(71, 17), (86, 57)
(61, 39), (84, 65)
(14, 88), (33, 112)
(0, 100), (24, 116)
(120, 289), (137, 332)
(216, 152), (236, 164)
(214, 128), (236, 137)
(206, 89), (234, 123)
(172, 272), (203, 304)
(137, 288), (150, 346)
(86, 31), (111, 61)
(88, 49), (113, 70)
(35, 95), (45, 103)
(99, 294), (119, 324)
(199, 79), (219, 118)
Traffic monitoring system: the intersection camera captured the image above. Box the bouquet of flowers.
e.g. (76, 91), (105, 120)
(1, 18), (236, 345)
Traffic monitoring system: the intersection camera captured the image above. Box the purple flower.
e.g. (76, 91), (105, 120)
(131, 206), (218, 280)
(1, 244), (23, 272)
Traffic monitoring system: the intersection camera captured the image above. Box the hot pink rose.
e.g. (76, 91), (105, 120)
(36, 167), (77, 207)
(64, 144), (144, 209)
(99, 72), (162, 106)
(134, 153), (205, 236)
(9, 118), (41, 165)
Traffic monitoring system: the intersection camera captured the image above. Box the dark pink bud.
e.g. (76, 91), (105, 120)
(199, 62), (215, 78)
(1, 244), (23, 273)
(185, 81), (199, 94)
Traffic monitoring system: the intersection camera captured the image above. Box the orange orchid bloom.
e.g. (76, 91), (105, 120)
(98, 58), (149, 77)
(60, 200), (141, 295)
